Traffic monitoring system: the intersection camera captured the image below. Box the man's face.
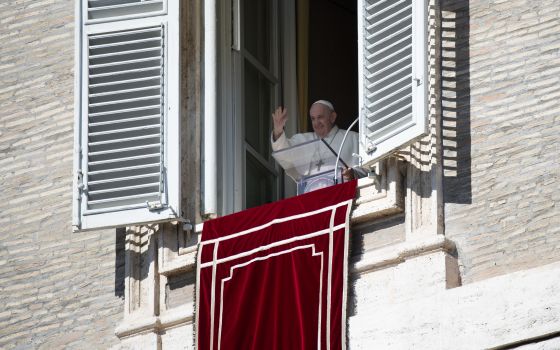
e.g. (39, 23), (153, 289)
(309, 104), (337, 138)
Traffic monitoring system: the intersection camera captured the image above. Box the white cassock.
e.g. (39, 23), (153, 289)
(271, 126), (365, 192)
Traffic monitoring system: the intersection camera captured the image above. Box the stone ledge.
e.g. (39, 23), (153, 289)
(159, 223), (201, 276)
(348, 261), (560, 349)
(351, 157), (404, 224)
(351, 234), (456, 274)
(115, 302), (194, 338)
(159, 249), (197, 276)
(115, 315), (159, 339)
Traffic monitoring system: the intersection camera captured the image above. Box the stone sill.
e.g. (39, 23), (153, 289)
(351, 233), (455, 274)
(116, 302), (194, 338)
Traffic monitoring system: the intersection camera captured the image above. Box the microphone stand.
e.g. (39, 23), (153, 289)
(334, 116), (360, 184)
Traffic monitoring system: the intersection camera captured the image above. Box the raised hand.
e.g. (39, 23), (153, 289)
(272, 106), (288, 141)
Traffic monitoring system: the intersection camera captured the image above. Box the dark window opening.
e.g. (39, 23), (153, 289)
(307, 0), (358, 132)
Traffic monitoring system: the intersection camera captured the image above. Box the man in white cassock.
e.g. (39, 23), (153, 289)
(271, 100), (365, 183)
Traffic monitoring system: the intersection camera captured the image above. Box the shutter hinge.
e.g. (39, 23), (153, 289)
(414, 77), (423, 86)
(77, 170), (86, 193)
(147, 200), (164, 211)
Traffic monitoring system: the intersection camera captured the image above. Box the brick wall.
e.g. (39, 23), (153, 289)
(442, 0), (560, 283)
(0, 1), (123, 348)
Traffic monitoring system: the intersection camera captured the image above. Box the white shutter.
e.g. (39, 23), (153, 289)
(73, 0), (180, 231)
(358, 0), (428, 166)
(87, 0), (166, 23)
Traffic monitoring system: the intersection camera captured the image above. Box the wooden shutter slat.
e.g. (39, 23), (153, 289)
(365, 33), (410, 60)
(368, 4), (411, 27)
(366, 64), (409, 91)
(89, 77), (160, 91)
(89, 38), (161, 51)
(367, 44), (411, 72)
(368, 73), (409, 97)
(366, 54), (410, 80)
(89, 26), (161, 39)
(89, 115), (160, 128)
(88, 173), (160, 186)
(368, 92), (411, 120)
(88, 182), (161, 196)
(367, 102), (412, 129)
(88, 0), (138, 6)
(88, 153), (160, 167)
(90, 47), (161, 61)
(89, 67), (161, 80)
(87, 0), (165, 22)
(88, 133), (160, 147)
(89, 57), (161, 70)
(88, 163), (161, 176)
(89, 95), (161, 109)
(88, 105), (160, 118)
(88, 143), (161, 157)
(89, 147), (161, 163)
(365, 22), (412, 45)
(370, 83), (411, 108)
(89, 0), (163, 12)
(366, 0), (408, 18)
(90, 86), (160, 98)
(88, 125), (160, 138)
(87, 192), (161, 210)
(369, 118), (415, 143)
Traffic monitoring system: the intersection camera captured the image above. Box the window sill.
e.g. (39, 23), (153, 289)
(116, 301), (195, 338)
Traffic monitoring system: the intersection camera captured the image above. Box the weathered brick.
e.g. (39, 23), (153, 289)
(443, 0), (560, 284)
(0, 1), (122, 348)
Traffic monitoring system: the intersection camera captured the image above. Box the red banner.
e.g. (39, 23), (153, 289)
(196, 181), (356, 350)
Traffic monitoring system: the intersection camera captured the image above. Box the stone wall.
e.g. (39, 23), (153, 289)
(442, 0), (560, 283)
(2, 0), (560, 348)
(0, 1), (123, 348)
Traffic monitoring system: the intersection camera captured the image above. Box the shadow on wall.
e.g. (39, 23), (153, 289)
(347, 213), (406, 318)
(115, 227), (126, 298)
(441, 0), (472, 205)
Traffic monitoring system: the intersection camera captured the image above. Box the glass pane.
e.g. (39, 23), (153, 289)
(245, 152), (276, 209)
(244, 61), (272, 158)
(243, 0), (271, 68)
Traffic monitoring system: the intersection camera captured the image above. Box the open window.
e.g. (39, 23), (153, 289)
(73, 0), (429, 228)
(73, 0), (181, 231)
(217, 0), (428, 213)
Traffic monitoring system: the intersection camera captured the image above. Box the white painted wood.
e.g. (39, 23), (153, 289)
(85, 0), (167, 25)
(203, 0), (218, 216)
(358, 0), (428, 166)
(74, 0), (181, 231)
(73, 0), (84, 230)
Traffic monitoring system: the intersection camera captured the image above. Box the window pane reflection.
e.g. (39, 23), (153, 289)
(245, 152), (276, 209)
(244, 61), (272, 159)
(243, 0), (271, 68)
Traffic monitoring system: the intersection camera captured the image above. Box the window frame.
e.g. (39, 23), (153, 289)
(216, 0), (298, 215)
